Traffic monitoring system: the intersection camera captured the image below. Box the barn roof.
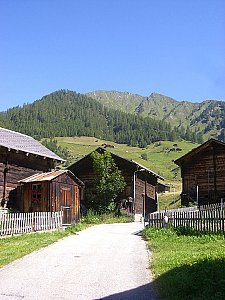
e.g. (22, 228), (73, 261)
(18, 169), (84, 186)
(69, 146), (164, 180)
(174, 138), (225, 167)
(0, 127), (64, 162)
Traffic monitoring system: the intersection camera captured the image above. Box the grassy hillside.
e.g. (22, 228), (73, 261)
(86, 90), (144, 113)
(56, 136), (198, 181)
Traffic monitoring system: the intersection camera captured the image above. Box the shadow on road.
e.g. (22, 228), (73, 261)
(100, 283), (158, 300)
(101, 258), (225, 300)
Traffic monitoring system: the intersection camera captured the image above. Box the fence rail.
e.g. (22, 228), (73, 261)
(156, 202), (225, 215)
(0, 211), (63, 237)
(147, 205), (225, 233)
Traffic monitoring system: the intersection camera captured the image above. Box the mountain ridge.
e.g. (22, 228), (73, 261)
(0, 89), (224, 143)
(86, 90), (225, 139)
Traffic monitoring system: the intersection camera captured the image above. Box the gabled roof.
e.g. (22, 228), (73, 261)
(18, 169), (84, 186)
(174, 138), (225, 166)
(0, 127), (64, 162)
(69, 146), (164, 180)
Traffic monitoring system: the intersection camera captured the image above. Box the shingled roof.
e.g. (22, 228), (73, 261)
(0, 127), (64, 162)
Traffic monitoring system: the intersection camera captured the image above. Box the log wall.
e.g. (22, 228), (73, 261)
(181, 144), (225, 204)
(0, 147), (53, 208)
(20, 173), (81, 224)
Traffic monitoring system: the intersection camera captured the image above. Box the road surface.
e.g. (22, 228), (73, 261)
(0, 223), (157, 299)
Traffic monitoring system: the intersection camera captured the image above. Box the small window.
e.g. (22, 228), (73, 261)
(32, 184), (42, 205)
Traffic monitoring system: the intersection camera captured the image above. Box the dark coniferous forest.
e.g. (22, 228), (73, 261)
(0, 90), (204, 146)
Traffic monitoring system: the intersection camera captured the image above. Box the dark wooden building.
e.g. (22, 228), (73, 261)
(18, 170), (84, 224)
(174, 139), (225, 206)
(68, 147), (164, 219)
(0, 127), (64, 210)
(157, 182), (170, 193)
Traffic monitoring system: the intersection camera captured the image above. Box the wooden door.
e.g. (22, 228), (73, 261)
(61, 188), (72, 225)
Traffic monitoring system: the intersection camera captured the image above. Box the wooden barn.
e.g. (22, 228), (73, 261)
(68, 147), (164, 219)
(157, 181), (170, 193)
(174, 139), (225, 206)
(0, 127), (64, 210)
(18, 170), (84, 224)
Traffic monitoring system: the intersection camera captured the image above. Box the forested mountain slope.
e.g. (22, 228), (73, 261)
(1, 89), (224, 145)
(0, 90), (201, 147)
(87, 91), (225, 140)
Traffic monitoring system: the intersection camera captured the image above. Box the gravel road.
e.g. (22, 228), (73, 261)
(0, 223), (157, 300)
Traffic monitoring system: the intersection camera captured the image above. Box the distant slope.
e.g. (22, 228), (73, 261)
(0, 90), (187, 146)
(86, 90), (144, 113)
(87, 90), (225, 140)
(1, 89), (224, 143)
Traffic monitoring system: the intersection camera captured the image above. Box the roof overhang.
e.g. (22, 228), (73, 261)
(69, 146), (164, 181)
(18, 169), (84, 187)
(174, 138), (225, 166)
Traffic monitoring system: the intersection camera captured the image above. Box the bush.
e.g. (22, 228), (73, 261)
(141, 153), (148, 160)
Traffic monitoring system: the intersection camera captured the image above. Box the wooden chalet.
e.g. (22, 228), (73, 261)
(0, 127), (64, 210)
(18, 170), (84, 224)
(68, 147), (164, 219)
(174, 139), (225, 206)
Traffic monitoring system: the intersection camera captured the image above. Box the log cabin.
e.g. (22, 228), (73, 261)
(68, 147), (164, 220)
(18, 170), (84, 224)
(174, 139), (225, 206)
(0, 127), (64, 210)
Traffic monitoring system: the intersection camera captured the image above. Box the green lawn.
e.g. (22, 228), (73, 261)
(0, 231), (67, 267)
(143, 227), (225, 300)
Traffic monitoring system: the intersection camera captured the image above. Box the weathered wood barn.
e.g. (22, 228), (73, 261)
(0, 127), (64, 210)
(174, 139), (225, 206)
(157, 181), (170, 193)
(68, 147), (164, 219)
(18, 170), (84, 224)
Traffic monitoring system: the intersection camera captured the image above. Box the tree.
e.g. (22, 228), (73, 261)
(41, 138), (72, 165)
(91, 151), (126, 213)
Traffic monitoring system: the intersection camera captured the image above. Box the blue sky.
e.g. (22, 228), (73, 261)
(0, 0), (224, 111)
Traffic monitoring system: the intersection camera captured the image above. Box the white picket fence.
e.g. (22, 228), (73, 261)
(146, 203), (225, 233)
(0, 211), (63, 237)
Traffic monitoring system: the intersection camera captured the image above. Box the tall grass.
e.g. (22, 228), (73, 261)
(143, 227), (225, 299)
(81, 209), (134, 224)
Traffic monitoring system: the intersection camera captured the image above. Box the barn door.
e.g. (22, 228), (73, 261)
(183, 175), (197, 200)
(61, 188), (72, 225)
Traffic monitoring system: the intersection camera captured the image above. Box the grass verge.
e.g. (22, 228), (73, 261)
(142, 227), (225, 300)
(0, 223), (89, 268)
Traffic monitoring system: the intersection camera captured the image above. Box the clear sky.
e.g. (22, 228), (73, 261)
(0, 0), (224, 111)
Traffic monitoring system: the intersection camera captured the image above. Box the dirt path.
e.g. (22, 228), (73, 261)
(0, 223), (157, 299)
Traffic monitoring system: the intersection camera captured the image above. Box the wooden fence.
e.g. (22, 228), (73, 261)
(146, 204), (225, 233)
(0, 211), (63, 237)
